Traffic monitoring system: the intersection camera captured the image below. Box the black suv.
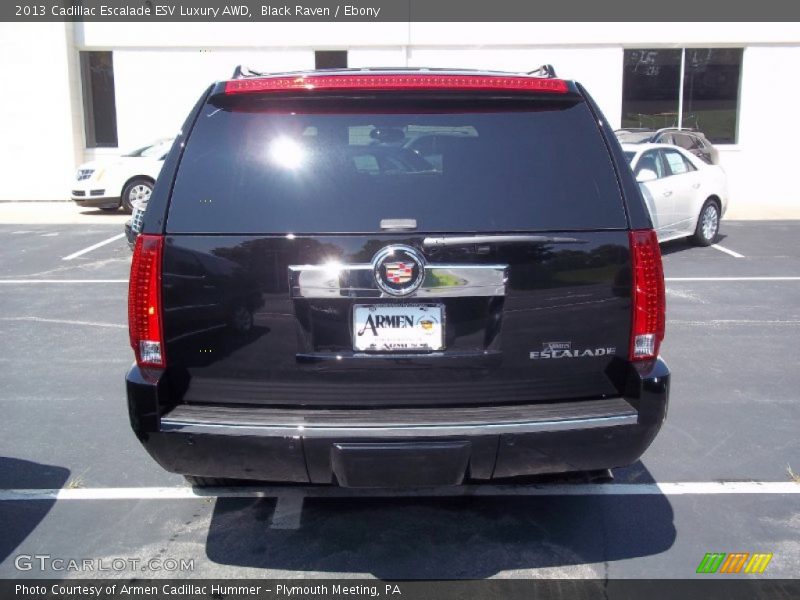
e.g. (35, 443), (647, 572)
(615, 127), (719, 165)
(126, 68), (669, 488)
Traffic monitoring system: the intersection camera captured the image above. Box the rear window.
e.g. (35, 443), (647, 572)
(167, 96), (626, 233)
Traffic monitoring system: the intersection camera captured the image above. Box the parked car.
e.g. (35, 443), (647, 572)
(127, 68), (669, 488)
(622, 142), (728, 245)
(615, 128), (719, 165)
(124, 199), (147, 249)
(71, 138), (173, 212)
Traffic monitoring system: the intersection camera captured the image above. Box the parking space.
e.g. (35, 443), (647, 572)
(0, 218), (798, 579)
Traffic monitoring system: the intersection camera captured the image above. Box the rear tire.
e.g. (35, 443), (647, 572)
(184, 475), (239, 487)
(692, 199), (720, 246)
(121, 178), (153, 213)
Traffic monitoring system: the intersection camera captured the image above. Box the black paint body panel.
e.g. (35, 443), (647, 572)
(158, 232), (633, 409)
(127, 358), (668, 485)
(126, 72), (670, 486)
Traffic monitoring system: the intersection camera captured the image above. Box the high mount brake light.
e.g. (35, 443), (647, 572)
(629, 230), (666, 361)
(129, 234), (165, 368)
(224, 74), (570, 95)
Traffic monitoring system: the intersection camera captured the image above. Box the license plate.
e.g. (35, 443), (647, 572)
(353, 304), (444, 352)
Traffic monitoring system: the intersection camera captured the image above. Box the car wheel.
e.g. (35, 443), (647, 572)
(692, 200), (720, 246)
(184, 476), (239, 487)
(121, 178), (153, 213)
(229, 305), (254, 333)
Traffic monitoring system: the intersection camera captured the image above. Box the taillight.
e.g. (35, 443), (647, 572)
(128, 234), (165, 368)
(224, 74), (569, 95)
(629, 230), (665, 361)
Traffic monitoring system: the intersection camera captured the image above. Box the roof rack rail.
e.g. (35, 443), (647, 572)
(655, 126), (697, 134)
(527, 64), (557, 78)
(231, 65), (266, 79)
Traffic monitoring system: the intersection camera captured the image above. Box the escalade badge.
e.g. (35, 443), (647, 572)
(372, 245), (426, 296)
(530, 341), (616, 359)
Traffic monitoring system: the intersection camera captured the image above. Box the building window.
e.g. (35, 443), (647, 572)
(315, 50), (348, 70)
(79, 51), (118, 148)
(622, 48), (743, 144)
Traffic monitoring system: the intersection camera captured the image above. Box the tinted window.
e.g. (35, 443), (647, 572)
(621, 49), (681, 130)
(682, 48), (742, 144)
(167, 97), (626, 233)
(79, 51), (118, 148)
(657, 133), (674, 144)
(672, 133), (695, 150)
(623, 48), (742, 143)
(315, 50), (348, 69)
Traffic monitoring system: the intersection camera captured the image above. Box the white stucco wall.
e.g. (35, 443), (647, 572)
(1, 21), (799, 211)
(0, 23), (81, 200)
(717, 45), (800, 209)
(112, 49), (314, 151)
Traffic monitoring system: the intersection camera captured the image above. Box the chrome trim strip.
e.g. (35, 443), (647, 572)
(423, 235), (585, 246)
(289, 263), (508, 298)
(160, 413), (637, 438)
(380, 218), (417, 230)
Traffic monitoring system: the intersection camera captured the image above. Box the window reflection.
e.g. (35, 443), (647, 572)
(622, 48), (742, 144)
(682, 48), (742, 144)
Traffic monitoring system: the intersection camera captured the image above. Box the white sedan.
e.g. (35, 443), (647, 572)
(622, 142), (729, 245)
(70, 138), (173, 213)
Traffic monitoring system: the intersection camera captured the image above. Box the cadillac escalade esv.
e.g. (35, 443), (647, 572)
(126, 68), (669, 488)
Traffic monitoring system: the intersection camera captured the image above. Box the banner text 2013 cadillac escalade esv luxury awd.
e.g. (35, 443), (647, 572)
(126, 69), (668, 488)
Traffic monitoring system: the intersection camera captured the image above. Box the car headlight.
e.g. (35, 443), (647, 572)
(76, 169), (94, 181)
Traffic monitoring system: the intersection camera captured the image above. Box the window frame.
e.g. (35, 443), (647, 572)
(622, 47), (743, 145)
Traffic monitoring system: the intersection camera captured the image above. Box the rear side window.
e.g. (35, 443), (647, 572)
(672, 133), (695, 150)
(636, 150), (666, 179)
(167, 96), (626, 233)
(663, 149), (696, 175)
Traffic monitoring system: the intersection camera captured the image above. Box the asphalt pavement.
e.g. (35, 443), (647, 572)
(0, 218), (798, 579)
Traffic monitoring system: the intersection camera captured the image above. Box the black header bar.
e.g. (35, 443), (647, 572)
(4, 579), (800, 600)
(3, 0), (800, 22)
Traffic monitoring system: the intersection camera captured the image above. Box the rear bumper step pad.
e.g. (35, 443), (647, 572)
(160, 398), (638, 438)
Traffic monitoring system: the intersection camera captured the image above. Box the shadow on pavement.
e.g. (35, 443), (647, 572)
(204, 462), (675, 578)
(78, 208), (127, 217)
(660, 233), (729, 256)
(0, 456), (70, 564)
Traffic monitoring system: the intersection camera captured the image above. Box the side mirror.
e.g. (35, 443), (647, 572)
(636, 168), (658, 183)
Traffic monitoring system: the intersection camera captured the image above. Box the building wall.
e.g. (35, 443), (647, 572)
(1, 21), (799, 210)
(0, 23), (82, 200)
(112, 49), (314, 151)
(721, 45), (800, 208)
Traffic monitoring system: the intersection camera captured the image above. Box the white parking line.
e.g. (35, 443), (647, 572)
(0, 279), (127, 283)
(1, 482), (798, 502)
(666, 277), (800, 281)
(670, 319), (800, 325)
(62, 233), (125, 261)
(710, 244), (745, 258)
(0, 317), (126, 329)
